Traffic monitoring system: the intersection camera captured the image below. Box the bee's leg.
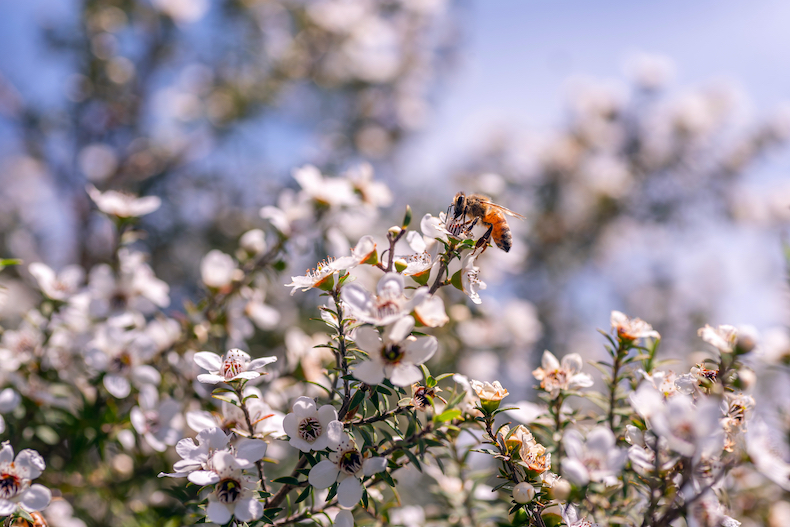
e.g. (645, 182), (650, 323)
(463, 217), (479, 236)
(475, 225), (493, 252)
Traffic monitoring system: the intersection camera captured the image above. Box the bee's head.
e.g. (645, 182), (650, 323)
(453, 192), (466, 219)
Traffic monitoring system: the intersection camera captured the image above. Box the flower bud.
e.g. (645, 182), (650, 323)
(388, 226), (402, 238)
(735, 327), (757, 355)
(512, 482), (535, 504)
(734, 368), (756, 390)
(394, 258), (408, 273)
(470, 379), (508, 414)
(549, 479), (571, 501)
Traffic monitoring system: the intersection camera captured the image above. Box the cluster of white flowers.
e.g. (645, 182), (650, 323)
(0, 171), (787, 527)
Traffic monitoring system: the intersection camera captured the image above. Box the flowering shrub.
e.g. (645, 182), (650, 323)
(0, 172), (786, 527)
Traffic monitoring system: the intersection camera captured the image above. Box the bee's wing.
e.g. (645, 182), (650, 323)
(482, 200), (526, 220)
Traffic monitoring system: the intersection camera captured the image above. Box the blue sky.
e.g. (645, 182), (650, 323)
(405, 0), (790, 181)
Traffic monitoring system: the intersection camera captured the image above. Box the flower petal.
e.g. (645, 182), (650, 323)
(318, 404), (339, 426)
(352, 360), (386, 386)
(236, 438), (267, 467)
(19, 484), (51, 512)
(0, 443), (13, 465)
(234, 497), (264, 522)
(362, 457), (387, 476)
(403, 336), (437, 365)
(282, 412), (298, 438)
(387, 363), (422, 387)
(103, 375), (131, 399)
(325, 420), (344, 450)
(561, 353), (583, 374)
(0, 499), (15, 515)
(186, 411), (219, 432)
(337, 477), (363, 508)
(248, 356), (277, 371)
(354, 326), (382, 354)
(194, 352), (223, 372)
(561, 458), (590, 486)
(341, 285), (373, 317)
(198, 427), (230, 449)
(384, 317), (414, 344)
(292, 396), (317, 418)
(206, 499), (232, 524)
(541, 350), (560, 371)
(196, 374), (225, 384)
(309, 460), (340, 489)
(0, 388), (20, 413)
(335, 510), (355, 527)
(188, 470), (221, 486)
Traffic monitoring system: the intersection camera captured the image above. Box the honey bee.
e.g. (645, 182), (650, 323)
(451, 192), (525, 252)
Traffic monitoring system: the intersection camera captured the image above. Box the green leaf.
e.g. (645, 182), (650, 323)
(212, 394), (238, 406)
(325, 481), (338, 502)
(271, 476), (300, 485)
(295, 485), (312, 504)
(0, 258), (22, 271)
(349, 388), (367, 411)
(402, 205), (412, 229)
(403, 449), (422, 471)
(450, 270), (463, 291)
(434, 409), (462, 423)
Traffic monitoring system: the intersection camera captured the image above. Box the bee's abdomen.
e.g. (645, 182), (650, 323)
(492, 223), (512, 252)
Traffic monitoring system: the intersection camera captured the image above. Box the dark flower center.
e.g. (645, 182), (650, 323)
(298, 417), (322, 442)
(111, 352), (132, 374)
(0, 473), (21, 499)
(382, 345), (404, 364)
(339, 450), (363, 475)
(216, 478), (242, 504)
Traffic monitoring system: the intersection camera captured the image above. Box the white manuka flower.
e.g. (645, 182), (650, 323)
(395, 252), (434, 283)
(308, 433), (387, 509)
(562, 427), (626, 486)
(561, 504), (601, 527)
(88, 248), (170, 315)
(159, 428), (266, 481)
(282, 397), (343, 452)
(342, 273), (429, 326)
(85, 319), (162, 399)
(459, 253), (486, 305)
(331, 235), (378, 271)
(260, 188), (313, 237)
(28, 263), (84, 301)
(202, 451), (264, 524)
(632, 389), (723, 459)
(697, 324), (738, 353)
(194, 348), (277, 385)
(345, 162), (392, 209)
(413, 295), (449, 328)
(187, 386), (285, 439)
(638, 369), (697, 400)
(532, 351), (594, 399)
(352, 317), (437, 387)
(159, 427), (229, 478)
(130, 385), (183, 452)
(687, 491), (742, 527)
(293, 165), (359, 207)
(0, 443), (51, 515)
(286, 259), (338, 296)
(201, 250), (238, 289)
(610, 311), (660, 341)
(721, 393), (754, 453)
(86, 184), (161, 218)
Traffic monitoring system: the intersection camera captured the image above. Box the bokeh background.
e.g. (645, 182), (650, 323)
(2, 0), (790, 408)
